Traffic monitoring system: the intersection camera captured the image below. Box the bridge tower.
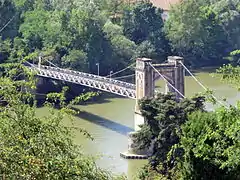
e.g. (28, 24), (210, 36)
(134, 56), (184, 131)
(154, 56), (185, 99)
(123, 56), (185, 158)
(134, 58), (154, 131)
(127, 58), (154, 156)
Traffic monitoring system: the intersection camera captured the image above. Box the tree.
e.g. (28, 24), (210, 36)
(0, 37), (27, 64)
(164, 0), (240, 67)
(0, 0), (19, 39)
(217, 65), (240, 90)
(226, 49), (240, 66)
(211, 0), (240, 49)
(135, 93), (205, 179)
(174, 51), (240, 179)
(61, 49), (88, 71)
(103, 20), (136, 72)
(122, 2), (171, 61)
(15, 0), (136, 76)
(0, 62), (123, 179)
(137, 82), (240, 179)
(216, 49), (240, 90)
(176, 106), (240, 180)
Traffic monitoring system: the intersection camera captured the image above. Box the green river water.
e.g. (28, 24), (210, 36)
(37, 71), (240, 179)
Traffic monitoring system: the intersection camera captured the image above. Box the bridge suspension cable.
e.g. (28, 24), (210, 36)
(105, 63), (136, 78)
(44, 58), (135, 78)
(24, 61), (35, 67)
(45, 60), (59, 68)
(113, 74), (135, 80)
(0, 15), (15, 33)
(35, 55), (60, 68)
(179, 61), (227, 107)
(149, 63), (186, 99)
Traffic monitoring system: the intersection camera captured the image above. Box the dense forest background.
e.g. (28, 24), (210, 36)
(1, 0), (239, 75)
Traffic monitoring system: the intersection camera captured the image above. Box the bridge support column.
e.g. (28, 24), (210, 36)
(124, 58), (154, 157)
(134, 58), (154, 131)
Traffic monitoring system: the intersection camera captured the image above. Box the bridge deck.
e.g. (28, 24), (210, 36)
(27, 64), (137, 99)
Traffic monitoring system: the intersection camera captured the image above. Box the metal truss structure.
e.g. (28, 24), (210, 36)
(27, 63), (136, 99)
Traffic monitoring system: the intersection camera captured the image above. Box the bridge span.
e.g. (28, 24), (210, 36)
(27, 63), (136, 99)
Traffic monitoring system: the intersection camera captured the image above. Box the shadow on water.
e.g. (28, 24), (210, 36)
(72, 107), (134, 136)
(80, 93), (127, 106)
(35, 92), (127, 107)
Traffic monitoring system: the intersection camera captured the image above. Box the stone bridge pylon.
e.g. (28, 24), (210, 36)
(134, 56), (185, 131)
(134, 58), (154, 131)
(121, 56), (185, 159)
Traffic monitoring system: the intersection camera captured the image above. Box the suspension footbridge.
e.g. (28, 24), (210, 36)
(25, 56), (224, 106)
(24, 56), (226, 159)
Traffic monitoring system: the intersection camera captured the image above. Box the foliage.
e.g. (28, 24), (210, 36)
(135, 93), (205, 179)
(0, 63), (123, 179)
(103, 20), (136, 69)
(164, 0), (240, 67)
(0, 0), (137, 76)
(0, 0), (19, 39)
(138, 164), (167, 180)
(0, 37), (27, 64)
(228, 49), (240, 65)
(61, 49), (88, 71)
(216, 64), (240, 90)
(211, 0), (240, 49)
(174, 34), (240, 179)
(137, 93), (240, 179)
(122, 2), (171, 61)
(1, 0), (240, 71)
(215, 47), (240, 90)
(177, 105), (240, 179)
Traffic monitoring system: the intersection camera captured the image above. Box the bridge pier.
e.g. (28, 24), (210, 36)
(165, 56), (185, 98)
(121, 58), (154, 158)
(134, 58), (154, 131)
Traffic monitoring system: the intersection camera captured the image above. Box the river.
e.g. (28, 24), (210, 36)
(37, 70), (239, 179)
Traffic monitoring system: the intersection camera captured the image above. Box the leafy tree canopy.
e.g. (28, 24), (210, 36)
(0, 62), (124, 179)
(164, 0), (240, 67)
(177, 105), (240, 180)
(122, 2), (171, 61)
(135, 93), (205, 179)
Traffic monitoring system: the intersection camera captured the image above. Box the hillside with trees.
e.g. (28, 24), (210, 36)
(1, 0), (239, 70)
(0, 0), (169, 75)
(164, 0), (240, 67)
